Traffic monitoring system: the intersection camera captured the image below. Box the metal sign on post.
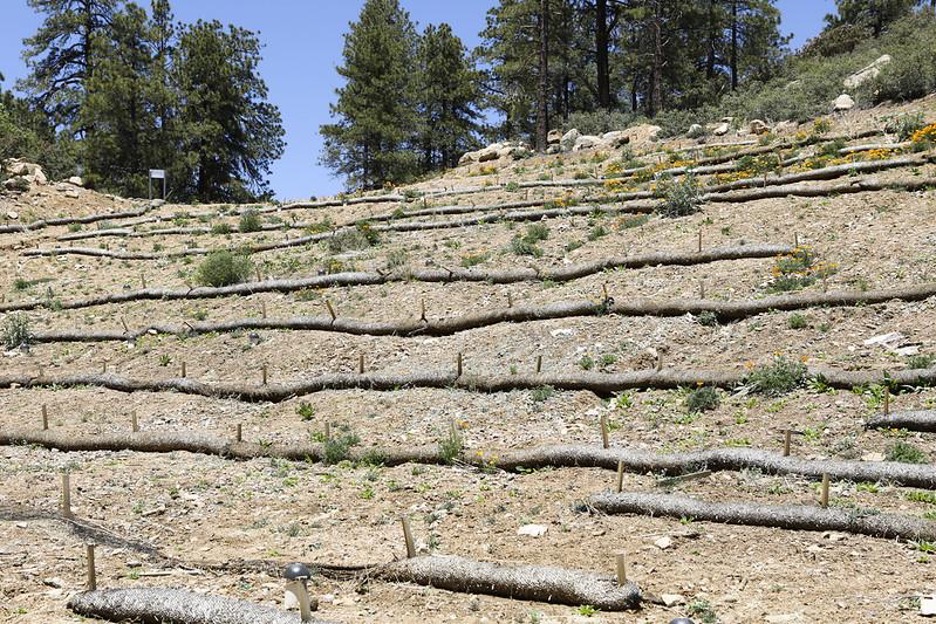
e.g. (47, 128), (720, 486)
(148, 169), (166, 200)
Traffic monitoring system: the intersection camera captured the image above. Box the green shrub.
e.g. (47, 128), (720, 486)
(886, 441), (928, 464)
(508, 223), (550, 257)
(563, 109), (642, 135)
(885, 112), (927, 141)
(788, 313), (808, 330)
(296, 401), (316, 421)
(438, 424), (464, 465)
(746, 356), (808, 396)
(323, 424), (360, 465)
(685, 386), (720, 413)
(3, 313), (31, 349)
(211, 223), (233, 235)
(238, 209), (262, 233)
(658, 174), (701, 218)
(460, 251), (491, 268)
(907, 354), (935, 370)
(195, 250), (253, 287)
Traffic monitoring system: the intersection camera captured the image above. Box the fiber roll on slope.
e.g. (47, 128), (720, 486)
(588, 492), (936, 541)
(68, 588), (337, 624)
(378, 555), (641, 611)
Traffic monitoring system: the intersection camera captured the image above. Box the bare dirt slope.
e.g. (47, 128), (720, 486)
(3, 100), (936, 624)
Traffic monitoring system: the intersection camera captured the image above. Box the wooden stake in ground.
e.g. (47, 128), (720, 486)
(697, 230), (703, 253)
(180, 362), (186, 378)
(401, 517), (416, 558)
(884, 388), (890, 416)
(236, 423), (242, 443)
(783, 429), (792, 457)
(615, 553), (627, 586)
(358, 354), (365, 374)
(536, 355), (543, 374)
(325, 300), (336, 323)
(600, 414), (610, 449)
(420, 299), (427, 323)
(262, 364), (268, 386)
(62, 472), (72, 518)
(616, 460), (625, 493)
(131, 412), (139, 433)
(820, 473), (830, 508)
(86, 543), (97, 591)
(42, 404), (48, 431)
(456, 352), (463, 378)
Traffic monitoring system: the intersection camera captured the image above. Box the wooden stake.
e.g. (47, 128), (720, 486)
(602, 283), (609, 301)
(324, 422), (332, 441)
(536, 355), (542, 374)
(262, 364), (268, 385)
(325, 299), (336, 322)
(615, 553), (627, 586)
(507, 292), (513, 308)
(42, 405), (48, 431)
(61, 472), (72, 518)
(236, 423), (242, 443)
(131, 412), (139, 433)
(140, 273), (147, 289)
(120, 316), (129, 333)
(697, 229), (703, 253)
(401, 517), (416, 558)
(820, 473), (830, 508)
(456, 352), (463, 378)
(783, 429), (792, 457)
(794, 232), (799, 248)
(420, 299), (427, 322)
(655, 351), (663, 371)
(616, 460), (625, 493)
(180, 361), (186, 378)
(883, 388), (890, 416)
(358, 354), (365, 374)
(261, 301), (267, 319)
(101, 362), (107, 373)
(699, 281), (706, 299)
(600, 414), (610, 449)
(86, 543), (97, 591)
(255, 266), (262, 282)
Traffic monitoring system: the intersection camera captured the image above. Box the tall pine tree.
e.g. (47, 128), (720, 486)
(320, 0), (420, 190)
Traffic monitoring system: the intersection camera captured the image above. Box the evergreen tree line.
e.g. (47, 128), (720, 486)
(323, 0), (936, 190)
(1, 0), (284, 202)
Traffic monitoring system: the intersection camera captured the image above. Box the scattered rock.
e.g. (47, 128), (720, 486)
(601, 130), (631, 148)
(654, 535), (673, 550)
(773, 120), (798, 135)
(843, 54), (892, 90)
(687, 123), (704, 138)
(517, 524), (548, 537)
(547, 129), (563, 145)
(572, 135), (602, 151)
(661, 593), (685, 607)
(560, 128), (581, 152)
(765, 614), (805, 624)
(64, 189), (80, 199)
(862, 452), (885, 462)
(6, 211), (18, 220)
(749, 119), (769, 135)
(712, 122), (730, 136)
(921, 595), (936, 616)
(833, 93), (855, 112)
(66, 176), (84, 187)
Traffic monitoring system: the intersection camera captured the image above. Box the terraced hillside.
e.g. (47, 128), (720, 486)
(3, 102), (936, 624)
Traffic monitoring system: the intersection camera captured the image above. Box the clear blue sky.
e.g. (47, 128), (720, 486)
(0, 0), (835, 201)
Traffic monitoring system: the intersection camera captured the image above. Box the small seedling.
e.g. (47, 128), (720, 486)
(684, 386), (720, 413)
(746, 356), (807, 396)
(886, 441), (928, 464)
(296, 402), (316, 421)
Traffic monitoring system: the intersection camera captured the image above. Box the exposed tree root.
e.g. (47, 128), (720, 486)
(377, 555), (641, 611)
(1, 364), (934, 403)
(587, 491), (936, 541)
(2, 243), (789, 312)
(68, 588), (334, 624)
(7, 431), (936, 489)
(866, 410), (936, 432)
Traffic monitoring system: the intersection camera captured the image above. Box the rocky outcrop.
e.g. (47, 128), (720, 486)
(843, 54), (892, 90)
(2, 158), (47, 191)
(833, 93), (855, 112)
(458, 141), (532, 166)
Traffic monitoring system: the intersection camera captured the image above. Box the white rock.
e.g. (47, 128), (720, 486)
(6, 211), (18, 220)
(921, 595), (936, 616)
(749, 119), (769, 135)
(660, 593), (684, 607)
(547, 129), (563, 144)
(654, 535), (672, 550)
(572, 135), (602, 151)
(833, 93), (855, 112)
(765, 614), (805, 624)
(863, 331), (906, 348)
(844, 54), (892, 89)
(66, 176), (84, 187)
(713, 122), (730, 136)
(560, 128), (581, 151)
(517, 524), (548, 537)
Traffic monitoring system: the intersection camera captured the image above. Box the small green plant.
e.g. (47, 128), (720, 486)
(685, 386), (720, 413)
(579, 355), (595, 370)
(460, 251), (491, 268)
(576, 605), (598, 617)
(906, 491), (936, 505)
(788, 313), (808, 329)
(659, 173), (701, 218)
(195, 250), (253, 287)
(587, 224), (608, 240)
(907, 354), (935, 370)
(158, 354), (171, 367)
(768, 245), (837, 292)
(438, 423), (464, 465)
(885, 112), (926, 141)
(530, 385), (556, 403)
(746, 356), (808, 396)
(3, 313), (32, 349)
(687, 597), (718, 624)
(322, 424), (360, 465)
(238, 209), (262, 233)
(211, 223), (233, 235)
(296, 401), (316, 421)
(695, 310), (718, 327)
(886, 441), (928, 464)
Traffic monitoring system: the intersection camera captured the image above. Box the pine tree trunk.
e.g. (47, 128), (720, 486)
(730, 0), (739, 91)
(536, 0), (549, 151)
(596, 0), (610, 109)
(650, 0), (663, 117)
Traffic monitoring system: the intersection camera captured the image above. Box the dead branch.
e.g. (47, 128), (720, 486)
(865, 409), (936, 432)
(68, 588), (335, 624)
(378, 555), (641, 611)
(587, 491), (936, 541)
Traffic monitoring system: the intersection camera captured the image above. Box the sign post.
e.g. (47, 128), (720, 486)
(148, 169), (166, 200)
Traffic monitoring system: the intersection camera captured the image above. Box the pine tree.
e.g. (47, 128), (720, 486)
(416, 24), (483, 171)
(173, 20), (285, 202)
(18, 0), (119, 129)
(320, 0), (420, 190)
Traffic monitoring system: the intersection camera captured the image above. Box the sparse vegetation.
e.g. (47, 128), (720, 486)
(886, 441), (928, 464)
(322, 424), (361, 465)
(658, 173), (701, 218)
(2, 313), (32, 349)
(685, 386), (720, 413)
(746, 356), (808, 396)
(238, 209), (262, 233)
